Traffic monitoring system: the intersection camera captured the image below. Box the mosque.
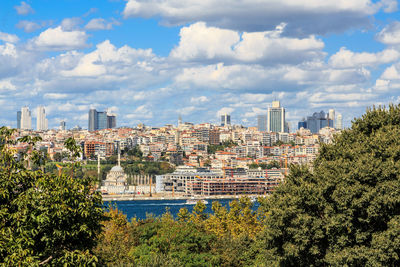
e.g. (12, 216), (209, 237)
(101, 152), (128, 194)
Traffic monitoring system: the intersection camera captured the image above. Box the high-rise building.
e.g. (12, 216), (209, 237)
(20, 106), (31, 130)
(88, 109), (98, 131)
(221, 113), (231, 126)
(60, 120), (66, 131)
(88, 109), (117, 131)
(298, 118), (307, 129)
(257, 115), (267, 132)
(97, 111), (108, 130)
(36, 106), (48, 131)
(328, 109), (335, 128)
(267, 101), (285, 133)
(17, 111), (21, 129)
(305, 111), (333, 133)
(336, 113), (343, 130)
(107, 114), (116, 129)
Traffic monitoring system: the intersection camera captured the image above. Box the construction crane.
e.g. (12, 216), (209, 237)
(56, 164), (63, 177)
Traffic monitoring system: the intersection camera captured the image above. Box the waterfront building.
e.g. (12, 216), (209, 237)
(267, 101), (285, 133)
(102, 153), (128, 194)
(20, 106), (31, 130)
(36, 106), (48, 131)
(257, 115), (267, 132)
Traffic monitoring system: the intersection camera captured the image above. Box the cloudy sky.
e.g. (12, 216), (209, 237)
(1, 0), (400, 129)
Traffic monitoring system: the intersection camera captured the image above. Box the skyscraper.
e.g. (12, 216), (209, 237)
(88, 109), (98, 132)
(336, 113), (343, 130)
(305, 111), (333, 133)
(257, 115), (267, 131)
(267, 101), (285, 133)
(36, 106), (48, 131)
(20, 106), (31, 130)
(60, 120), (66, 131)
(88, 109), (117, 131)
(328, 109), (335, 128)
(17, 111), (21, 129)
(221, 113), (231, 126)
(107, 114), (116, 128)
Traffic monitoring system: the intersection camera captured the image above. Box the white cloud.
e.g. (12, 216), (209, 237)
(190, 96), (208, 104)
(329, 47), (400, 68)
(376, 21), (400, 45)
(380, 64), (400, 80)
(61, 17), (84, 31)
(44, 93), (69, 99)
(85, 18), (119, 31)
(0, 32), (19, 43)
(217, 107), (234, 116)
(14, 1), (34, 15)
(126, 105), (153, 119)
(16, 21), (42, 33)
(170, 22), (325, 65)
(0, 80), (16, 91)
(31, 26), (88, 51)
(123, 0), (391, 35)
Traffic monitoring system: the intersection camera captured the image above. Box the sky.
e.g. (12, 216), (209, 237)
(1, 0), (400, 130)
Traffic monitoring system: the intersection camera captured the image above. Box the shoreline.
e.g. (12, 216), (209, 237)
(102, 194), (266, 201)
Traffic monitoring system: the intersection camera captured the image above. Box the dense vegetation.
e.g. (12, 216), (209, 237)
(0, 128), (103, 265)
(2, 105), (400, 265)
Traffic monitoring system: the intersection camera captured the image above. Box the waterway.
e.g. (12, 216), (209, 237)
(105, 198), (260, 220)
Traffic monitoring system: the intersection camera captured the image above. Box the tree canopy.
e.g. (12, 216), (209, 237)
(0, 127), (104, 266)
(257, 105), (400, 266)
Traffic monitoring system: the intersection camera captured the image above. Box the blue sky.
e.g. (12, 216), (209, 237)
(1, 0), (400, 130)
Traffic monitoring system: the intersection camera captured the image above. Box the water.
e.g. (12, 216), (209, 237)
(105, 199), (259, 220)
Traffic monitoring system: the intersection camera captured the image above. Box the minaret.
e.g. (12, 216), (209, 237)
(97, 153), (100, 182)
(118, 149), (121, 167)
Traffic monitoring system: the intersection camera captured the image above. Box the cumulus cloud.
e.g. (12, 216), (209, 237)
(14, 1), (34, 15)
(217, 107), (234, 116)
(190, 96), (208, 104)
(380, 63), (400, 80)
(126, 105), (153, 119)
(30, 26), (88, 51)
(85, 18), (120, 31)
(170, 22), (325, 65)
(0, 80), (16, 91)
(16, 20), (42, 33)
(329, 47), (400, 68)
(44, 93), (69, 99)
(0, 32), (19, 43)
(376, 21), (400, 45)
(123, 0), (392, 35)
(61, 17), (84, 31)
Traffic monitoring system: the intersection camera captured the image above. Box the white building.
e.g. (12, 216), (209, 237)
(336, 113), (343, 130)
(20, 106), (31, 130)
(267, 101), (285, 133)
(36, 106), (48, 131)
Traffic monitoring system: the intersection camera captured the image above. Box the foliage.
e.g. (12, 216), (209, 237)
(257, 105), (400, 266)
(248, 160), (280, 170)
(0, 127), (104, 266)
(207, 140), (238, 154)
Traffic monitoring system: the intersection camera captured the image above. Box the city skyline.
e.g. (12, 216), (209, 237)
(1, 1), (400, 128)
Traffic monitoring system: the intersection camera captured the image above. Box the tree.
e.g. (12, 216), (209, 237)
(257, 105), (400, 266)
(0, 128), (104, 265)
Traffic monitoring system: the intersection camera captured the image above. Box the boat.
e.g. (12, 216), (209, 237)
(185, 199), (208, 205)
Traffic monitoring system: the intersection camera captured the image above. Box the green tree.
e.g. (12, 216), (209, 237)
(0, 127), (104, 265)
(257, 105), (400, 266)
